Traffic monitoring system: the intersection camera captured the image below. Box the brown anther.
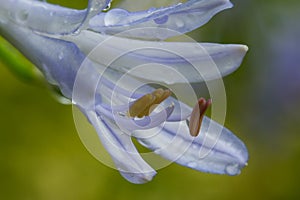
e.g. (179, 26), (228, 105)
(138, 88), (172, 117)
(189, 98), (212, 137)
(128, 88), (172, 118)
(127, 93), (156, 117)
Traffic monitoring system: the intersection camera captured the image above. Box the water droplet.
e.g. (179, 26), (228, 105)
(154, 149), (161, 154)
(0, 15), (8, 25)
(102, 2), (112, 12)
(49, 85), (72, 105)
(104, 9), (128, 26)
(153, 15), (169, 25)
(16, 10), (29, 23)
(187, 161), (197, 168)
(72, 29), (81, 35)
(58, 52), (64, 60)
(175, 19), (184, 28)
(98, 114), (104, 120)
(49, 11), (54, 17)
(147, 7), (156, 13)
(225, 163), (241, 176)
(192, 144), (198, 149)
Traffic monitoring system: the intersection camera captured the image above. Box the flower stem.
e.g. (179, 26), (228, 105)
(0, 36), (43, 83)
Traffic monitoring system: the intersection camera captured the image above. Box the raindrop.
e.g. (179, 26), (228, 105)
(154, 149), (161, 154)
(58, 52), (64, 60)
(175, 19), (184, 28)
(187, 161), (197, 168)
(72, 29), (81, 36)
(98, 114), (104, 120)
(49, 85), (72, 105)
(154, 15), (169, 24)
(102, 2), (112, 12)
(16, 10), (29, 23)
(0, 14), (8, 24)
(225, 163), (241, 176)
(49, 11), (54, 17)
(147, 7), (156, 13)
(104, 9), (129, 26)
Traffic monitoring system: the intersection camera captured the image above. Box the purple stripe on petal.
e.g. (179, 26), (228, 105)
(99, 77), (143, 99)
(64, 31), (248, 84)
(136, 117), (248, 175)
(86, 111), (156, 184)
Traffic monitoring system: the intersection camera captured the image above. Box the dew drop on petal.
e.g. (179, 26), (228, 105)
(225, 163), (241, 176)
(0, 15), (8, 24)
(102, 2), (112, 12)
(175, 19), (184, 28)
(16, 10), (29, 23)
(49, 85), (72, 105)
(98, 114), (104, 120)
(147, 7), (156, 13)
(153, 15), (169, 24)
(104, 9), (129, 26)
(72, 29), (81, 35)
(187, 161), (197, 168)
(58, 52), (64, 60)
(154, 149), (161, 154)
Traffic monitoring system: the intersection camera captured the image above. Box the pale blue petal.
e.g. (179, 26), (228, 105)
(89, 0), (233, 39)
(0, 21), (86, 98)
(1, 0), (112, 34)
(87, 111), (156, 184)
(1, 16), (157, 184)
(110, 104), (174, 131)
(64, 31), (248, 84)
(87, 66), (193, 121)
(136, 117), (248, 175)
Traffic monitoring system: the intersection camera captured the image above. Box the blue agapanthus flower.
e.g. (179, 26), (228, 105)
(0, 0), (249, 184)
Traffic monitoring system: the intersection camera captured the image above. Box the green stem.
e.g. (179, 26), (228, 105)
(0, 35), (43, 83)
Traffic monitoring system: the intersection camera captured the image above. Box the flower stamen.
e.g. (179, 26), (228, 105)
(189, 98), (212, 137)
(128, 88), (172, 118)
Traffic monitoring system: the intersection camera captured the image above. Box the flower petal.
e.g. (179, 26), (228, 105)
(0, 21), (86, 98)
(136, 117), (248, 175)
(89, 0), (232, 40)
(86, 111), (156, 184)
(64, 31), (248, 84)
(1, 0), (112, 34)
(96, 104), (175, 132)
(89, 67), (193, 121)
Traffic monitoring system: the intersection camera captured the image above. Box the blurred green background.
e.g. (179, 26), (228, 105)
(1, 0), (300, 199)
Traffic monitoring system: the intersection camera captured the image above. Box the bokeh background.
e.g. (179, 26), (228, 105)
(1, 0), (300, 199)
